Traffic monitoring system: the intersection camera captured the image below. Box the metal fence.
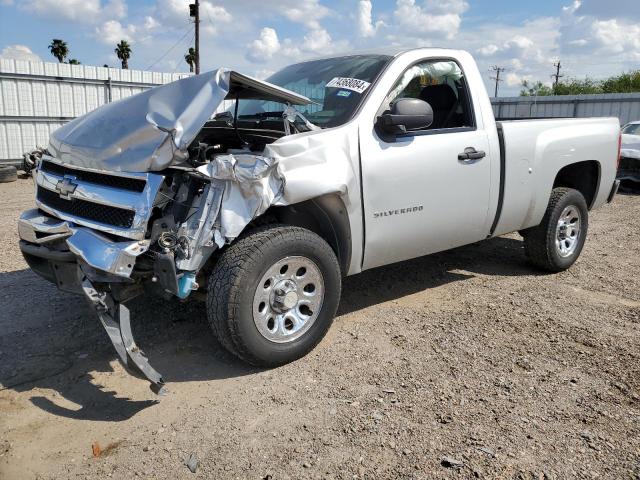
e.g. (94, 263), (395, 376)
(491, 93), (640, 125)
(4, 60), (640, 167)
(0, 58), (190, 166)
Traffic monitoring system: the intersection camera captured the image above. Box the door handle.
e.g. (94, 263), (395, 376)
(458, 147), (486, 161)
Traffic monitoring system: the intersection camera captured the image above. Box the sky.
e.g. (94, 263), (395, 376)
(0, 0), (638, 96)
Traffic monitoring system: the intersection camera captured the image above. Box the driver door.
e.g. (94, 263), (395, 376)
(360, 59), (494, 269)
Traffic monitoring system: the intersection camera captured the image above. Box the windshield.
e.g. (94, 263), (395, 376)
(232, 54), (392, 129)
(622, 124), (640, 135)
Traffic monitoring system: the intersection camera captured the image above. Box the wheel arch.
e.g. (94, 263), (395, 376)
(552, 160), (601, 209)
(261, 194), (352, 275)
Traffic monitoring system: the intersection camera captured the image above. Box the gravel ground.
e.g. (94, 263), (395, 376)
(0, 178), (639, 480)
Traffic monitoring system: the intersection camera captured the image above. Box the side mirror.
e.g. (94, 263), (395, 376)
(376, 98), (434, 138)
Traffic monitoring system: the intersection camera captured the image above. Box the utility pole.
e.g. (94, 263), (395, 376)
(189, 1), (200, 74)
(490, 66), (506, 98)
(552, 60), (563, 92)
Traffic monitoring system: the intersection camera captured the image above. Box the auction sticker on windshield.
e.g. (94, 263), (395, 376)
(326, 77), (371, 94)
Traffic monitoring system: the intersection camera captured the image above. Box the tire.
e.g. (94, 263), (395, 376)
(206, 225), (342, 367)
(0, 166), (17, 183)
(524, 187), (588, 272)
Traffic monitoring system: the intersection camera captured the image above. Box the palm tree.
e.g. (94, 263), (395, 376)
(115, 40), (131, 69)
(68, 59), (81, 65)
(184, 47), (196, 73)
(48, 39), (68, 63)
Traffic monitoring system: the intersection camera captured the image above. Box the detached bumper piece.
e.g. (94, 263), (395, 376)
(81, 279), (167, 395)
(18, 209), (167, 395)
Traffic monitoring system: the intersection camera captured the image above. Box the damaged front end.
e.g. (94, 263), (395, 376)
(18, 69), (314, 393)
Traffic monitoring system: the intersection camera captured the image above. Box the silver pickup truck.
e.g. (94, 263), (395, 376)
(18, 48), (621, 393)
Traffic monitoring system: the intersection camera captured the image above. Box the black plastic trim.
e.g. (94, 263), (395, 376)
(608, 179), (620, 203)
(41, 160), (147, 192)
(19, 240), (76, 262)
(488, 123), (507, 236)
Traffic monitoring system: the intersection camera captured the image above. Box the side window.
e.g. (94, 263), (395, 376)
(383, 60), (474, 131)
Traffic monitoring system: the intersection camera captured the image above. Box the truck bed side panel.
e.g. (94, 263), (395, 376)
(493, 117), (619, 236)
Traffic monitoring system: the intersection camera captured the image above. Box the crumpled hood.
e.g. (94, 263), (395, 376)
(47, 69), (311, 173)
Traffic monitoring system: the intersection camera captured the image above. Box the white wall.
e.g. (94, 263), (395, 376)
(0, 59), (191, 163)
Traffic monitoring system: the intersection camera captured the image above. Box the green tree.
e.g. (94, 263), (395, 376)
(68, 59), (81, 65)
(115, 40), (132, 69)
(553, 78), (601, 95)
(520, 80), (554, 97)
(601, 71), (640, 94)
(48, 39), (68, 63)
(184, 47), (196, 73)
(520, 70), (640, 96)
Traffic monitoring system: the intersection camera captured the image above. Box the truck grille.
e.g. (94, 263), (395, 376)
(37, 186), (135, 228)
(41, 160), (147, 192)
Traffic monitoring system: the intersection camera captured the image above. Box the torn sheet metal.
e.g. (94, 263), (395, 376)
(48, 69), (311, 173)
(196, 153), (284, 247)
(67, 228), (150, 278)
(191, 126), (360, 252)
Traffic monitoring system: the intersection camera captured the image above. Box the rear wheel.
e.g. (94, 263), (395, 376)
(206, 225), (341, 367)
(523, 187), (588, 272)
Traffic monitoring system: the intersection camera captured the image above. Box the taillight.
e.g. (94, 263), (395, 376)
(617, 132), (622, 169)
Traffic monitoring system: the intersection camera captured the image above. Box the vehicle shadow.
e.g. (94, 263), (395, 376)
(339, 235), (535, 315)
(0, 236), (536, 422)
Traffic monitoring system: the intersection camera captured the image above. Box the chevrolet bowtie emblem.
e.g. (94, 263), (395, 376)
(55, 177), (78, 199)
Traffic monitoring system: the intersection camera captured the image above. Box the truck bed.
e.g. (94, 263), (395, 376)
(492, 117), (620, 237)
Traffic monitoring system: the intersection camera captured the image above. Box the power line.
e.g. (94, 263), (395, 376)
(172, 32), (195, 73)
(145, 27), (193, 71)
(490, 66), (506, 98)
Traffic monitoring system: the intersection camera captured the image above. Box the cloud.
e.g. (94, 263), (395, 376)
(570, 0), (640, 20)
(200, 1), (233, 34)
(21, 0), (125, 24)
(280, 0), (331, 30)
(94, 14), (161, 45)
(246, 27), (281, 63)
(393, 0), (469, 40)
(0, 44), (43, 62)
(590, 19), (640, 55)
(357, 0), (384, 38)
(95, 20), (136, 44)
(302, 28), (333, 53)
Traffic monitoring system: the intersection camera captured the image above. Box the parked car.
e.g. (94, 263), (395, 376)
(619, 121), (640, 186)
(18, 48), (621, 393)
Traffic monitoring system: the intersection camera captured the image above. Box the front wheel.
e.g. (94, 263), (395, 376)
(207, 225), (341, 367)
(523, 187), (589, 272)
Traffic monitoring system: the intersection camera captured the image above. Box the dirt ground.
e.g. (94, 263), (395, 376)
(0, 177), (638, 480)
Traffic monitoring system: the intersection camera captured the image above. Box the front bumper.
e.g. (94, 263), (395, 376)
(19, 209), (167, 393)
(18, 209), (150, 284)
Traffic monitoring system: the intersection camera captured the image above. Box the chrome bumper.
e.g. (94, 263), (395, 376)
(18, 209), (150, 278)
